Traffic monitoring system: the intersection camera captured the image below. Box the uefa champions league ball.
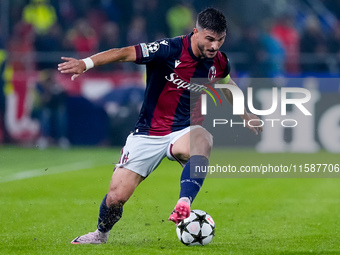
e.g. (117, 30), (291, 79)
(176, 209), (215, 246)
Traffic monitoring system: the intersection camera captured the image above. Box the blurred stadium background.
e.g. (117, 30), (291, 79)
(0, 0), (339, 152)
(1, 1), (340, 253)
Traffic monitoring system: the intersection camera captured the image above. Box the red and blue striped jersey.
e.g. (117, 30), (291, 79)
(134, 33), (230, 136)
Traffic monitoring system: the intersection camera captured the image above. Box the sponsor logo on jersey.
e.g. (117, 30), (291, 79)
(140, 43), (149, 57)
(165, 73), (206, 92)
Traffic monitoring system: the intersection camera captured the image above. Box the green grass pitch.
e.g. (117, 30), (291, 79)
(0, 146), (339, 254)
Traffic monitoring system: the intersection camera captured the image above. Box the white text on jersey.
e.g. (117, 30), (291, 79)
(165, 73), (206, 92)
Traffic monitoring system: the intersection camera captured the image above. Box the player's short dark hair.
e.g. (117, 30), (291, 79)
(197, 8), (228, 35)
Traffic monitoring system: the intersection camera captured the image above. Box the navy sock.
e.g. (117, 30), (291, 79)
(97, 194), (123, 232)
(179, 155), (208, 204)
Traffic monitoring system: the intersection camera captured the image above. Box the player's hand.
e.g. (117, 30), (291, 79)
(58, 57), (86, 81)
(242, 112), (263, 135)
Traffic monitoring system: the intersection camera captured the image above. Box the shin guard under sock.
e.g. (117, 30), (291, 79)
(179, 155), (208, 204)
(97, 194), (123, 232)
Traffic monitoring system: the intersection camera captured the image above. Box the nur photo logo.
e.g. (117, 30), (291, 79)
(201, 83), (223, 114)
(200, 83), (312, 128)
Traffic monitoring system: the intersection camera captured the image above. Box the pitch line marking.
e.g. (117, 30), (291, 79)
(0, 161), (96, 183)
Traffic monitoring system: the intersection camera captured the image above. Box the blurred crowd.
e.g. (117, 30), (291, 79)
(1, 0), (340, 74)
(1, 0), (340, 146)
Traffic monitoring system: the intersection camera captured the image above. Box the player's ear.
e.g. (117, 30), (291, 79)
(193, 28), (199, 35)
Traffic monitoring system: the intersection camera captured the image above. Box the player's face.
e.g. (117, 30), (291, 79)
(195, 28), (226, 59)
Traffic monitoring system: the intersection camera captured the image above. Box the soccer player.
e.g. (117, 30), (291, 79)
(58, 8), (262, 244)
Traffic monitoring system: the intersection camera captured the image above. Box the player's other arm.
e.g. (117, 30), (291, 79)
(58, 46), (136, 80)
(219, 76), (263, 135)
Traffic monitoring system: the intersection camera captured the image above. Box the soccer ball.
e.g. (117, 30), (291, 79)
(176, 209), (215, 246)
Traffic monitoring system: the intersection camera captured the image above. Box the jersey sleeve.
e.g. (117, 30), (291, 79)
(134, 39), (171, 64)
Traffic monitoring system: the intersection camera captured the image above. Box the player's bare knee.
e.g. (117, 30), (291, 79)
(196, 129), (213, 145)
(191, 129), (213, 157)
(106, 196), (128, 207)
(106, 190), (129, 207)
(204, 132), (213, 149)
(201, 132), (213, 155)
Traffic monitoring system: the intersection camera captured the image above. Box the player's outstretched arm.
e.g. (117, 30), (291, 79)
(58, 46), (136, 80)
(220, 77), (263, 135)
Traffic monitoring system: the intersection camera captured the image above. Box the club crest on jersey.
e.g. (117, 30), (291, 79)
(147, 42), (160, 53)
(208, 66), (217, 81)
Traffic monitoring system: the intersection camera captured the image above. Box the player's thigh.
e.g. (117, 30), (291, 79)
(106, 167), (145, 206)
(171, 126), (213, 161)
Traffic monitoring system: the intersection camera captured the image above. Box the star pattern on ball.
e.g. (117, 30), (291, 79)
(177, 221), (187, 232)
(195, 214), (209, 227)
(189, 229), (206, 245)
(176, 210), (215, 246)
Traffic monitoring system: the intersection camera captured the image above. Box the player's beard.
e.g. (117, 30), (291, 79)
(197, 42), (217, 59)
